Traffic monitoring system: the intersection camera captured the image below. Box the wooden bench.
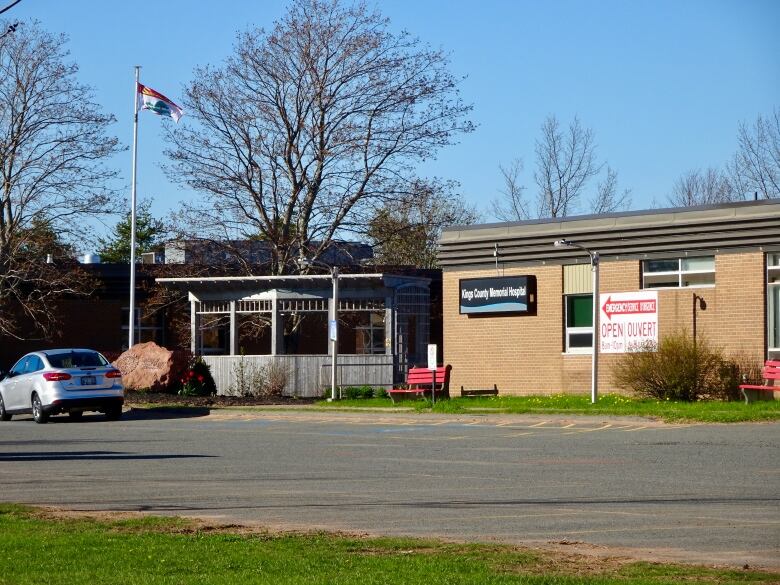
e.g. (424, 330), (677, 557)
(738, 360), (780, 404)
(460, 384), (498, 398)
(388, 365), (451, 403)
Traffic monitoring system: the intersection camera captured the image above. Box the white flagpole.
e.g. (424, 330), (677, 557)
(128, 65), (140, 349)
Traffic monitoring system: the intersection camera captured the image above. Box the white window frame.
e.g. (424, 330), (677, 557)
(564, 294), (593, 354)
(768, 253), (780, 352)
(641, 256), (715, 289)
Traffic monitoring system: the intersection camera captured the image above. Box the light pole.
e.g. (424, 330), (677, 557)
(554, 239), (600, 404)
(299, 258), (339, 401)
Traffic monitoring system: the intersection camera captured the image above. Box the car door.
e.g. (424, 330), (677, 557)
(3, 356), (30, 410)
(21, 356), (45, 408)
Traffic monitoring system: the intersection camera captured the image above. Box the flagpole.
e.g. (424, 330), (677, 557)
(128, 65), (140, 349)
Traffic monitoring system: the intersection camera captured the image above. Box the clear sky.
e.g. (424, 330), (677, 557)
(5, 0), (779, 242)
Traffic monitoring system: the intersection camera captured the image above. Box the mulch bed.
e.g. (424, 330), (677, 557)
(124, 390), (319, 408)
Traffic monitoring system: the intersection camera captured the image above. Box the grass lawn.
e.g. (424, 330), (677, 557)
(317, 393), (780, 423)
(0, 504), (775, 585)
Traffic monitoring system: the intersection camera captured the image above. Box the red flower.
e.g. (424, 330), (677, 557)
(197, 375), (204, 383)
(187, 370), (194, 378)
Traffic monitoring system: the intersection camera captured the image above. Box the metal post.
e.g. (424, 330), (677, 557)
(331, 267), (339, 401)
(591, 252), (599, 404)
(229, 300), (237, 355)
(554, 239), (599, 403)
(128, 65), (140, 349)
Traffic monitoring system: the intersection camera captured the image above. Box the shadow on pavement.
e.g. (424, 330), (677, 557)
(122, 407), (212, 420)
(0, 450), (217, 462)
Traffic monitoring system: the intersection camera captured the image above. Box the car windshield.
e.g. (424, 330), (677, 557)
(46, 351), (108, 369)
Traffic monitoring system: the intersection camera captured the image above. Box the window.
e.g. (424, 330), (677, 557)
(25, 356), (44, 373)
(565, 294), (593, 353)
(46, 351), (107, 369)
(642, 256), (715, 289)
(355, 312), (386, 355)
(769, 254), (780, 352)
(10, 357), (29, 376)
(122, 308), (164, 349)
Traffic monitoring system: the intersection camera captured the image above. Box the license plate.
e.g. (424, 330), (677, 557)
(80, 376), (96, 386)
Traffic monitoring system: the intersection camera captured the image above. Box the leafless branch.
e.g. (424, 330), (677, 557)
(164, 0), (473, 274)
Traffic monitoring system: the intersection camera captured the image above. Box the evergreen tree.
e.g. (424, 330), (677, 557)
(97, 201), (166, 263)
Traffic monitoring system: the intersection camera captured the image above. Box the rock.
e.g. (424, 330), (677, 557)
(113, 342), (188, 392)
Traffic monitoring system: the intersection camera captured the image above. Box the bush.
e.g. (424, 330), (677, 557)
(341, 385), (376, 399)
(178, 357), (217, 396)
(713, 352), (766, 401)
(612, 330), (730, 401)
(230, 357), (288, 397)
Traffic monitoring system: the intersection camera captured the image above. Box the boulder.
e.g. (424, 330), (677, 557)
(113, 342), (188, 392)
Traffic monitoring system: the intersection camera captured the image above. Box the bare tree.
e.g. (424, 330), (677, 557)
(0, 21), (121, 339)
(591, 165), (631, 214)
(728, 107), (780, 199)
(534, 115), (602, 218)
(165, 0), (474, 274)
(667, 167), (737, 207)
(367, 179), (479, 268)
(490, 159), (529, 221)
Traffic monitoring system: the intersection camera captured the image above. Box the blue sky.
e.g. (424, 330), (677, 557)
(6, 0), (779, 238)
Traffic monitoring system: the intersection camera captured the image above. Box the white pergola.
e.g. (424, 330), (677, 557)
(156, 273), (431, 395)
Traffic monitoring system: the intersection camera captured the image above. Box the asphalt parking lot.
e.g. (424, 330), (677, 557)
(0, 408), (778, 568)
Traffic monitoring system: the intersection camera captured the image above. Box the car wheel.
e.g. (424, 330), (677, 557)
(104, 405), (122, 421)
(0, 395), (11, 421)
(68, 410), (83, 421)
(32, 393), (48, 424)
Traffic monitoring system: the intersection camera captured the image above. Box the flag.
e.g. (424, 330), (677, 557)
(137, 83), (184, 122)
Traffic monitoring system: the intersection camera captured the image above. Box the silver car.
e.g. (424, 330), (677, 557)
(0, 349), (124, 424)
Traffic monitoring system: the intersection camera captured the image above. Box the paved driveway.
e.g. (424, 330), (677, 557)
(0, 409), (778, 568)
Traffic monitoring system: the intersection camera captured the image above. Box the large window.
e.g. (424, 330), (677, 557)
(769, 254), (780, 352)
(122, 308), (164, 349)
(642, 256), (715, 289)
(565, 294), (593, 353)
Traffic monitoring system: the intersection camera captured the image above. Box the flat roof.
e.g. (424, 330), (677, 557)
(439, 199), (780, 268)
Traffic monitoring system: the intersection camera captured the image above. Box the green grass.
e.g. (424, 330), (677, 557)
(317, 393), (780, 423)
(0, 504), (775, 584)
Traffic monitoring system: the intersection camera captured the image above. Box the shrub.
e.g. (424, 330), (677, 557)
(612, 330), (729, 401)
(230, 357), (288, 397)
(342, 385), (376, 399)
(713, 352), (766, 401)
(260, 361), (288, 397)
(178, 357), (217, 396)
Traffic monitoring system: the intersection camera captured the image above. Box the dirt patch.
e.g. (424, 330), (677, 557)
(27, 507), (776, 575)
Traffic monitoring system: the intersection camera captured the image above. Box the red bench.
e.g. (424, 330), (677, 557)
(738, 360), (780, 404)
(388, 365), (451, 403)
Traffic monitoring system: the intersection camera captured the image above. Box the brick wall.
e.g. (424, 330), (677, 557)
(443, 252), (768, 396)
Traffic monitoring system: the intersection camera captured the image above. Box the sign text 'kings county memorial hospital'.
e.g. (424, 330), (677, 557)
(459, 276), (537, 315)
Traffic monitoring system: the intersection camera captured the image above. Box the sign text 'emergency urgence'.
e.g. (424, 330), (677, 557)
(599, 290), (658, 353)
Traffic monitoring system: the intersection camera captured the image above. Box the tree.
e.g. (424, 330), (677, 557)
(0, 21), (121, 339)
(591, 165), (631, 214)
(534, 115), (602, 218)
(728, 107), (780, 199)
(97, 200), (166, 263)
(491, 116), (629, 221)
(165, 0), (473, 274)
(667, 167), (736, 207)
(490, 159), (530, 221)
(367, 179), (479, 268)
